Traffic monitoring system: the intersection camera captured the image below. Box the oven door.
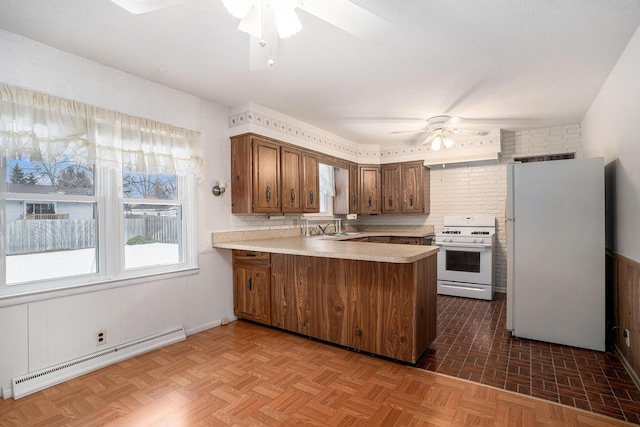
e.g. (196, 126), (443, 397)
(436, 243), (493, 285)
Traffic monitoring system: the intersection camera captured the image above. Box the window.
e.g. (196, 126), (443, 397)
(123, 170), (183, 270)
(0, 83), (202, 295)
(4, 156), (98, 284)
(318, 163), (335, 215)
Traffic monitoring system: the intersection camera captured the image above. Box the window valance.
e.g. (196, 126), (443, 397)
(0, 83), (203, 176)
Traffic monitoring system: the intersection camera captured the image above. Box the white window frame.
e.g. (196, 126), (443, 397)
(0, 158), (198, 298)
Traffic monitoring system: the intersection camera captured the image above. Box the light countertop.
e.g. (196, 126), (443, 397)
(213, 234), (438, 264)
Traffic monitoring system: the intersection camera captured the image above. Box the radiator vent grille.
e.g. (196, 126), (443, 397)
(11, 327), (185, 399)
(14, 349), (114, 384)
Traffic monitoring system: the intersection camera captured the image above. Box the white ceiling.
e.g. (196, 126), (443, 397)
(1, 0), (640, 147)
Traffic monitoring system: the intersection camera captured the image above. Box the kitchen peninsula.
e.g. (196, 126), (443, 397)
(213, 231), (438, 364)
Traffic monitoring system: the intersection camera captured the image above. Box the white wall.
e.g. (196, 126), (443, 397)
(0, 30), (235, 395)
(582, 25), (640, 263)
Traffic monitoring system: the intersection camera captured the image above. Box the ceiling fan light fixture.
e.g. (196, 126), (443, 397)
(221, 0), (253, 19)
(273, 9), (302, 38)
(429, 134), (454, 151)
(431, 136), (442, 151)
(238, 6), (263, 38)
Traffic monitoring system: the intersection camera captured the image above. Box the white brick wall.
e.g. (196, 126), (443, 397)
(228, 124), (583, 294)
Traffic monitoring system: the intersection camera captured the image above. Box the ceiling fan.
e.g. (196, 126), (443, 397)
(110, 0), (395, 71)
(222, 0), (395, 70)
(393, 115), (490, 151)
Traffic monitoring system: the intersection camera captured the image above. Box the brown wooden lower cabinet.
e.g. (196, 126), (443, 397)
(268, 253), (437, 363)
(233, 250), (271, 325)
(271, 254), (349, 345)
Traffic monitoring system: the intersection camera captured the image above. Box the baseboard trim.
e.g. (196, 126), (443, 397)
(10, 327), (185, 400)
(614, 344), (640, 390)
(185, 316), (237, 336)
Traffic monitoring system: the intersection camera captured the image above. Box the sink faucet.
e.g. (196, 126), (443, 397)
(317, 224), (331, 235)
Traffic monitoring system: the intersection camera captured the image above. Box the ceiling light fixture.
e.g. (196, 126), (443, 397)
(223, 0), (302, 40)
(429, 132), (455, 151)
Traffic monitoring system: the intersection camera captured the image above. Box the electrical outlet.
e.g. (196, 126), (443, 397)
(96, 330), (106, 346)
(624, 329), (630, 347)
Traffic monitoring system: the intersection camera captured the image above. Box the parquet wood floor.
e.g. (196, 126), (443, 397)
(0, 320), (633, 426)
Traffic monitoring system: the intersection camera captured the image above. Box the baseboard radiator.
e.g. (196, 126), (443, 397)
(11, 327), (185, 399)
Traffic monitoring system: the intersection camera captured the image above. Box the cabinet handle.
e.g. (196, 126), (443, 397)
(353, 195), (357, 208)
(266, 186), (271, 203)
(309, 191), (314, 205)
(368, 196), (372, 208)
(388, 196), (393, 207)
(245, 252), (256, 257)
(291, 188), (296, 205)
(410, 194), (414, 207)
(248, 277), (253, 291)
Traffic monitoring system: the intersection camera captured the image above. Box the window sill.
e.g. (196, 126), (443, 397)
(0, 267), (200, 308)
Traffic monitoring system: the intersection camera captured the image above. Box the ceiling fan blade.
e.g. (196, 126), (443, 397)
(298, 0), (395, 45)
(249, 8), (279, 71)
(448, 128), (490, 136)
(390, 129), (429, 134)
(110, 0), (185, 14)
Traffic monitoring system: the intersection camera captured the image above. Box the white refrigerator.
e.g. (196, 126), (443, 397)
(506, 157), (605, 351)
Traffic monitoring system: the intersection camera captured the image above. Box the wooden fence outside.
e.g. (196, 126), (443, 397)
(7, 217), (178, 255)
(124, 215), (179, 244)
(7, 219), (96, 255)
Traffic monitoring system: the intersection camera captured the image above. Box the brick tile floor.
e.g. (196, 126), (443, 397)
(417, 294), (640, 424)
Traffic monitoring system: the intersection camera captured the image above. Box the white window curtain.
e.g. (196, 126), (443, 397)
(0, 83), (202, 176)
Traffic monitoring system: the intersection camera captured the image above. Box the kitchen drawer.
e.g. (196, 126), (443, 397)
(233, 250), (271, 265)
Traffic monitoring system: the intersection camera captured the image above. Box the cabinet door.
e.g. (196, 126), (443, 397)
(381, 164), (401, 214)
(401, 162), (429, 214)
(349, 163), (359, 214)
(271, 254), (313, 335)
(302, 153), (319, 213)
(230, 134), (253, 214)
(347, 260), (416, 361)
(252, 138), (281, 213)
(234, 265), (271, 325)
(359, 165), (380, 214)
(281, 147), (302, 213)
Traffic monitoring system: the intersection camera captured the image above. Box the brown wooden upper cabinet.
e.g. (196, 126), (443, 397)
(281, 146), (302, 213)
(369, 161), (430, 215)
(302, 153), (319, 213)
(400, 161), (430, 214)
(359, 165), (380, 214)
(231, 134), (281, 213)
(349, 163), (359, 214)
(231, 133), (320, 214)
(381, 164), (401, 214)
(231, 133), (429, 215)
